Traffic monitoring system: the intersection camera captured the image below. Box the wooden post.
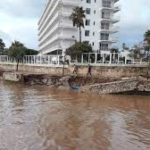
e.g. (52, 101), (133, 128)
(95, 53), (97, 64)
(58, 55), (60, 65)
(109, 53), (112, 64)
(81, 54), (84, 64)
(118, 54), (120, 64)
(102, 54), (105, 64)
(88, 53), (90, 64)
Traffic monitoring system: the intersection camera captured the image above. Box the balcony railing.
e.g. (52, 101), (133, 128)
(114, 0), (119, 3)
(100, 27), (118, 34)
(114, 6), (121, 13)
(102, 0), (112, 8)
(62, 0), (79, 6)
(111, 16), (120, 23)
(99, 38), (118, 43)
(102, 3), (111, 8)
(101, 15), (111, 19)
(101, 27), (110, 32)
(101, 3), (120, 13)
(101, 16), (120, 23)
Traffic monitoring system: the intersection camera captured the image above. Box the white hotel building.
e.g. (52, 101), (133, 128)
(38, 0), (120, 55)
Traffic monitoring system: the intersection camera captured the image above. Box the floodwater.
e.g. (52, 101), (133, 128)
(0, 80), (150, 150)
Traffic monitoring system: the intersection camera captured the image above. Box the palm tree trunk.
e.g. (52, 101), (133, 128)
(79, 27), (82, 43)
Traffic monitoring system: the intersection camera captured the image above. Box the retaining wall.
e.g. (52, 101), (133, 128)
(0, 63), (149, 79)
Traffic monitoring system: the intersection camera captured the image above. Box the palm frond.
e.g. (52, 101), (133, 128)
(70, 6), (85, 29)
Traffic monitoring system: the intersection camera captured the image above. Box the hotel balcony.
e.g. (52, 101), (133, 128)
(62, 0), (79, 7)
(101, 5), (120, 13)
(101, 16), (120, 24)
(111, 26), (119, 33)
(99, 38), (118, 43)
(101, 5), (114, 11)
(114, 6), (120, 13)
(114, 0), (119, 3)
(111, 16), (120, 23)
(100, 26), (119, 34)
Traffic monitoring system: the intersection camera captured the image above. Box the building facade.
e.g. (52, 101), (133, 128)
(38, 0), (120, 55)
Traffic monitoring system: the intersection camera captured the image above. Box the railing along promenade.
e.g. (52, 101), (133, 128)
(70, 53), (149, 67)
(0, 53), (149, 67)
(0, 55), (62, 67)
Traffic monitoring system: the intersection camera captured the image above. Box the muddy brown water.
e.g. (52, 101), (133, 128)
(0, 80), (150, 150)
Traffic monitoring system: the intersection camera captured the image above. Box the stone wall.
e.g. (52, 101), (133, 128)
(81, 79), (138, 94)
(0, 64), (67, 75)
(0, 63), (149, 79)
(1, 64), (149, 94)
(81, 78), (150, 94)
(69, 65), (150, 78)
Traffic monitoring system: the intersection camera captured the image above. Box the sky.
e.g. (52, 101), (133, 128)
(0, 0), (150, 50)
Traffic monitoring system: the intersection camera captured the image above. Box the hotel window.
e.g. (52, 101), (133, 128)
(85, 30), (90, 36)
(101, 22), (109, 30)
(99, 43), (109, 50)
(86, 8), (91, 14)
(85, 19), (90, 26)
(102, 11), (111, 19)
(102, 0), (111, 8)
(86, 0), (91, 3)
(100, 33), (109, 40)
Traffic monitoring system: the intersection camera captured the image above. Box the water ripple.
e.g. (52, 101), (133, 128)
(0, 81), (150, 150)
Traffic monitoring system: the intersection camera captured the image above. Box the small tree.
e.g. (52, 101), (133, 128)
(25, 48), (38, 55)
(0, 38), (5, 54)
(70, 7), (85, 42)
(66, 42), (92, 61)
(8, 41), (26, 71)
(129, 45), (145, 61)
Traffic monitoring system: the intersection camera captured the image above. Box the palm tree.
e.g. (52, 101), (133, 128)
(8, 41), (26, 71)
(0, 38), (5, 54)
(70, 7), (85, 43)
